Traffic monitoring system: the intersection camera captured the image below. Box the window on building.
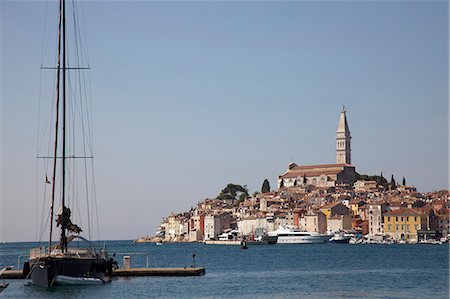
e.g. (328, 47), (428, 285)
(387, 217), (390, 221)
(406, 224), (410, 232)
(401, 217), (404, 221)
(387, 224), (391, 231)
(396, 217), (398, 221)
(414, 217), (417, 221)
(396, 225), (399, 230)
(406, 217), (409, 221)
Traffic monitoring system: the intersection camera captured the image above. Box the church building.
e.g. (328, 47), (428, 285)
(278, 107), (358, 188)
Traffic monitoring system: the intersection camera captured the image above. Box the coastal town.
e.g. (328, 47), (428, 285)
(138, 108), (449, 245)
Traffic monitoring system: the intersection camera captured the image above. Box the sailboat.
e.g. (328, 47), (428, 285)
(26, 0), (115, 287)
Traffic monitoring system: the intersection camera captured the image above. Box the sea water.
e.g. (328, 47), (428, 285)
(0, 241), (448, 298)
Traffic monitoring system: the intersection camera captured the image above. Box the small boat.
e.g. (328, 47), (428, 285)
(329, 232), (352, 244)
(156, 242), (163, 246)
(240, 241), (248, 250)
(54, 275), (105, 286)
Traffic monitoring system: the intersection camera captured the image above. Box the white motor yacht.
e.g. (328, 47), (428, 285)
(267, 227), (330, 244)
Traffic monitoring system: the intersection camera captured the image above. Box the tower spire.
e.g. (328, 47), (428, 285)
(336, 107), (351, 165)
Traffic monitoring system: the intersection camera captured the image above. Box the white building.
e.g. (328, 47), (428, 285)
(237, 216), (275, 236)
(327, 214), (352, 233)
(300, 211), (327, 234)
(204, 212), (232, 240)
(367, 204), (387, 237)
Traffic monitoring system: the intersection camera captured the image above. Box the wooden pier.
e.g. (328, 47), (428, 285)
(112, 267), (205, 277)
(2, 267), (205, 279)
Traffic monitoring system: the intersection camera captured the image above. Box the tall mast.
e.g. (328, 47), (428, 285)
(61, 0), (67, 252)
(49, 0), (63, 252)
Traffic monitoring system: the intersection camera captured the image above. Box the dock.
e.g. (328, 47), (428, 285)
(2, 270), (24, 279)
(112, 267), (205, 277)
(2, 268), (205, 279)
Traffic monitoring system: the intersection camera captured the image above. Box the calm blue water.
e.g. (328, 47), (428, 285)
(0, 241), (448, 298)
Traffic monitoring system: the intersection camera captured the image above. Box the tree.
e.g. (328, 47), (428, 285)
(390, 175), (396, 190)
(261, 179), (270, 193)
(358, 174), (388, 188)
(402, 177), (406, 186)
(217, 183), (249, 203)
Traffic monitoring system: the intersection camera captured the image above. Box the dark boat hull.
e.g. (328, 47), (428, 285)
(330, 238), (351, 244)
(262, 235), (278, 244)
(30, 257), (107, 287)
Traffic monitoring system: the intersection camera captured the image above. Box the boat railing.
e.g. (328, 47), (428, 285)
(29, 247), (46, 260)
(16, 255), (29, 270)
(114, 252), (149, 268)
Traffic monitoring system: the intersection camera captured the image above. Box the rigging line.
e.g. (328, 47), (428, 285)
(79, 0), (91, 67)
(77, 0), (94, 153)
(91, 159), (101, 241)
(72, 0), (92, 240)
(48, 0), (63, 251)
(40, 1), (58, 71)
(38, 183), (51, 243)
(37, 57), (58, 157)
(35, 157), (39, 240)
(39, 0), (49, 64)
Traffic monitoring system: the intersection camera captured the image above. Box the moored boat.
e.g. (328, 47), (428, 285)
(26, 0), (116, 287)
(267, 227), (330, 244)
(329, 232), (352, 244)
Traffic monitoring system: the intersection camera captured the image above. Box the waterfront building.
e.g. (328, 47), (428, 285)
(384, 208), (428, 242)
(188, 213), (205, 241)
(300, 211), (327, 234)
(165, 214), (186, 241)
(436, 213), (449, 236)
(367, 203), (389, 237)
(292, 209), (307, 228)
(237, 215), (275, 236)
(327, 214), (352, 233)
(352, 218), (369, 235)
(277, 109), (357, 188)
(204, 212), (233, 240)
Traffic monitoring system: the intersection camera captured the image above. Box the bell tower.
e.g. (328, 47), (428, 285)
(336, 106), (351, 165)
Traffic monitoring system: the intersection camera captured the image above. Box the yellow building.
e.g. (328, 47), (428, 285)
(384, 208), (428, 243)
(319, 202), (350, 227)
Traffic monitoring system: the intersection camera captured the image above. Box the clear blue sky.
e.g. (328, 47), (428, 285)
(1, 1), (448, 242)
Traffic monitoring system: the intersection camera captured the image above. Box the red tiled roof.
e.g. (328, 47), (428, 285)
(384, 208), (422, 216)
(320, 202), (342, 209)
(292, 163), (352, 169)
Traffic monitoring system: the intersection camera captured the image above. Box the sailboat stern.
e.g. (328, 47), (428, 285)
(30, 260), (54, 287)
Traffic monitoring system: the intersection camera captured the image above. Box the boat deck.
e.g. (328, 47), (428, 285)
(2, 267), (205, 279)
